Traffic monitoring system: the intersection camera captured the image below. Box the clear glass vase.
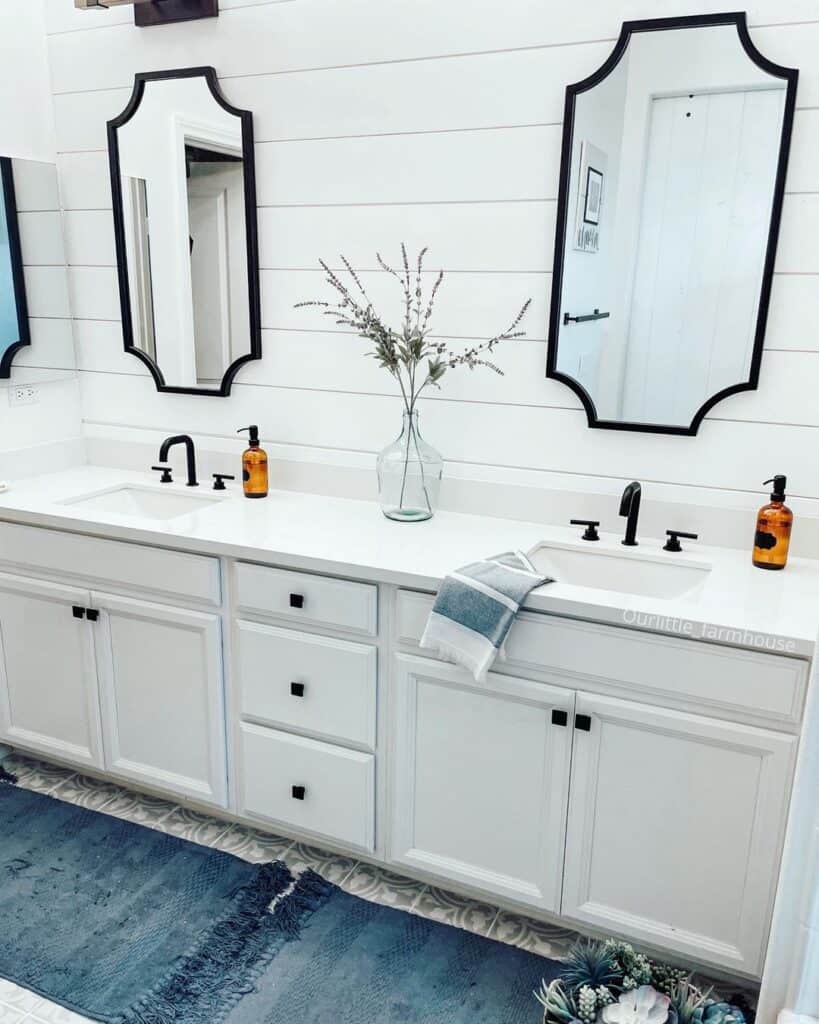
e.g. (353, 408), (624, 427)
(377, 409), (443, 522)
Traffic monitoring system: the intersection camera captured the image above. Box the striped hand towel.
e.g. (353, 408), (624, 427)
(420, 551), (552, 681)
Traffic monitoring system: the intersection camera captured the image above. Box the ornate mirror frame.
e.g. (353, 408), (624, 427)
(546, 13), (798, 436)
(0, 157), (31, 379)
(107, 66), (262, 396)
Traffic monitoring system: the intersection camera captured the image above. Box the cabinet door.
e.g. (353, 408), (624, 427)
(0, 573), (102, 767)
(391, 654), (574, 912)
(94, 592), (227, 807)
(562, 692), (797, 975)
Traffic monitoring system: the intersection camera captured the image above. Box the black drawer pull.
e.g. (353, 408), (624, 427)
(86, 609), (99, 622)
(289, 593), (304, 609)
(290, 682), (305, 698)
(551, 709), (568, 727)
(575, 714), (592, 732)
(72, 606), (85, 619)
(291, 785), (306, 801)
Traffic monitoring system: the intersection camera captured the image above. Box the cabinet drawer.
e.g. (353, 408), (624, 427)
(237, 621), (377, 750)
(239, 722), (375, 851)
(0, 521), (220, 606)
(396, 590), (808, 726)
(236, 562), (377, 636)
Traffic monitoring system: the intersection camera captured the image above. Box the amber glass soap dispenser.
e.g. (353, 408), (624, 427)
(752, 475), (792, 570)
(238, 425), (268, 499)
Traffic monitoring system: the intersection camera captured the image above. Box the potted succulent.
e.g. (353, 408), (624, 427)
(296, 246), (530, 522)
(536, 939), (750, 1024)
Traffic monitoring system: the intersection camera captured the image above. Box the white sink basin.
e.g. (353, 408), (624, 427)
(528, 542), (711, 600)
(61, 485), (222, 522)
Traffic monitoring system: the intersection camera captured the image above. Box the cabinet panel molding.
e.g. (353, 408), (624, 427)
(236, 561), (377, 636)
(0, 572), (103, 767)
(94, 591), (228, 807)
(237, 620), (377, 750)
(239, 720), (375, 852)
(562, 692), (797, 975)
(0, 521), (221, 606)
(396, 589), (807, 728)
(390, 654), (574, 912)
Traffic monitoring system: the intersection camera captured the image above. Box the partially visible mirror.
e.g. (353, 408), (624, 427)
(0, 157), (30, 378)
(548, 14), (797, 435)
(108, 67), (261, 395)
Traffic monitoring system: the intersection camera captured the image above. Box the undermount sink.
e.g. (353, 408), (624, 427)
(60, 485), (222, 522)
(527, 542), (711, 600)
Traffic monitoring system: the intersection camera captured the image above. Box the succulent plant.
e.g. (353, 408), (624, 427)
(604, 941), (653, 989)
(563, 941), (621, 994)
(578, 986), (598, 1022)
(666, 979), (711, 1024)
(651, 963), (691, 998)
(693, 1000), (747, 1024)
(602, 986), (672, 1024)
(536, 978), (583, 1024)
(535, 936), (749, 1024)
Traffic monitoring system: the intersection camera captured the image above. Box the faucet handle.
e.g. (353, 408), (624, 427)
(570, 519), (601, 542)
(212, 473), (235, 491)
(663, 530), (699, 553)
(152, 464), (173, 484)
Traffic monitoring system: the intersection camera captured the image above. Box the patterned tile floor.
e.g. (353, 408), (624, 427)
(0, 751), (750, 1023)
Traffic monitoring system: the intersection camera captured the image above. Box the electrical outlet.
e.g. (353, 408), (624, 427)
(9, 385), (39, 407)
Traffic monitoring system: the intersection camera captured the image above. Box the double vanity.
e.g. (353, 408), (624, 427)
(0, 464), (815, 986)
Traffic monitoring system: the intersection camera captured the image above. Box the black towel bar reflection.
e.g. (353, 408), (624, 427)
(563, 309), (611, 325)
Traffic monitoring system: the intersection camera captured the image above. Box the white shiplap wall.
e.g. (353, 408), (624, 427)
(40, 0), (819, 515)
(0, 158), (82, 473)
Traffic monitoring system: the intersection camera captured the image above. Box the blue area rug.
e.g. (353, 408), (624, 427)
(0, 781), (561, 1023)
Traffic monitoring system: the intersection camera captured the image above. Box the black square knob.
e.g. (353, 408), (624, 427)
(289, 593), (304, 609)
(291, 785), (306, 801)
(290, 682), (305, 697)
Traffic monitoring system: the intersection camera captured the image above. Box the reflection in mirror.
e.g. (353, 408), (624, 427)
(548, 14), (797, 435)
(0, 158), (30, 378)
(108, 67), (261, 395)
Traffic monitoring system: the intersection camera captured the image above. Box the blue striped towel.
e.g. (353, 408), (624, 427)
(420, 551), (553, 681)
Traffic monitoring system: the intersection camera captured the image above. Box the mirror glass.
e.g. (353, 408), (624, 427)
(0, 158), (29, 377)
(548, 17), (796, 434)
(109, 68), (261, 395)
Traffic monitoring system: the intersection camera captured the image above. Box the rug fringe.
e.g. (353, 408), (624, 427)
(118, 859), (294, 1024)
(269, 868), (336, 939)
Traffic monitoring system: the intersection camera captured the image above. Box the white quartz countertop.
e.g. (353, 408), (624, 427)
(1, 466), (818, 658)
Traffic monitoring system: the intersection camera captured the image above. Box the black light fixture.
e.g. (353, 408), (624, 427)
(74, 0), (218, 27)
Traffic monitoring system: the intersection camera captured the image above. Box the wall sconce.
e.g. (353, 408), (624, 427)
(74, 0), (218, 27)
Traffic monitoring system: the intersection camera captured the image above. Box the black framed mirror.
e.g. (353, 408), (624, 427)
(108, 66), (262, 396)
(547, 13), (798, 435)
(0, 157), (31, 378)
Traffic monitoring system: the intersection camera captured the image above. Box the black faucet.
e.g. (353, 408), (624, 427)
(619, 481), (641, 546)
(158, 434), (198, 487)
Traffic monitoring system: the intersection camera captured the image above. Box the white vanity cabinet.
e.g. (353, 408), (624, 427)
(233, 561), (379, 853)
(0, 572), (103, 768)
(394, 589), (806, 976)
(562, 693), (796, 974)
(93, 593), (227, 807)
(390, 655), (575, 913)
(0, 523), (227, 807)
(0, 510), (811, 981)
